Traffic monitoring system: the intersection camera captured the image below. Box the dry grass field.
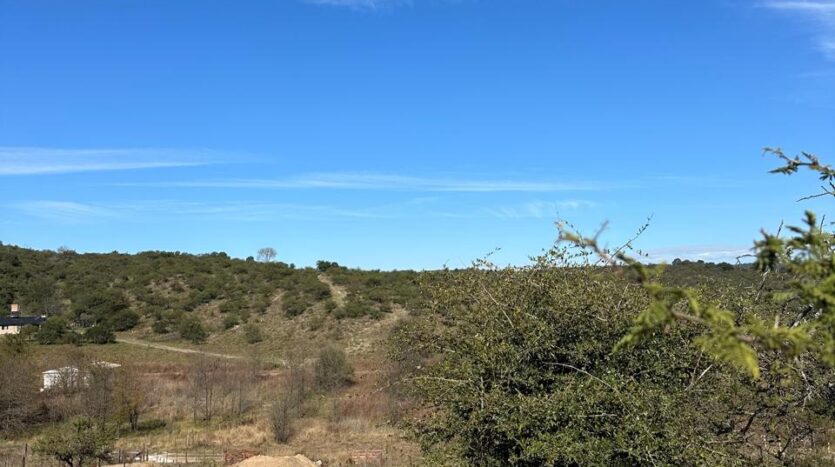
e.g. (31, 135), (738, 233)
(3, 275), (421, 465)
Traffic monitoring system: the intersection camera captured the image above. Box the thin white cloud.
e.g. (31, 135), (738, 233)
(303, 0), (407, 9)
(11, 201), (119, 223)
(7, 197), (600, 224)
(7, 200), (394, 224)
(765, 1), (835, 13)
(763, 1), (835, 59)
(0, 147), (223, 176)
(117, 172), (623, 193)
(484, 200), (598, 219)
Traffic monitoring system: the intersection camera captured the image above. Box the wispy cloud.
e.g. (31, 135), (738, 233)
(117, 172), (623, 193)
(302, 0), (407, 9)
(484, 200), (598, 219)
(7, 197), (600, 224)
(645, 244), (752, 263)
(7, 200), (398, 224)
(763, 1), (835, 59)
(0, 147), (224, 176)
(11, 201), (120, 223)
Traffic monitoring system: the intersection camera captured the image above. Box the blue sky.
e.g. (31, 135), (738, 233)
(0, 0), (833, 269)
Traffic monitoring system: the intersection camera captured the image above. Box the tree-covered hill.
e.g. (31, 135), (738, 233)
(0, 243), (421, 344)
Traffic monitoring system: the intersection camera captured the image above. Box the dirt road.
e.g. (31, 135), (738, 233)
(116, 337), (243, 360)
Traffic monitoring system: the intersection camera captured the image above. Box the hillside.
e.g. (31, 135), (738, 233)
(2, 241), (831, 465)
(0, 243), (428, 465)
(0, 243), (422, 344)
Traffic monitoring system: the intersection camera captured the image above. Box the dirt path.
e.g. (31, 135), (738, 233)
(116, 337), (243, 360)
(345, 305), (409, 355)
(318, 273), (348, 307)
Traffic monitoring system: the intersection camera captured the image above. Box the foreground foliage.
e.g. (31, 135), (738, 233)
(397, 150), (834, 465)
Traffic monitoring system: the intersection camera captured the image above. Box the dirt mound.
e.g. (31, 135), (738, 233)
(235, 454), (317, 467)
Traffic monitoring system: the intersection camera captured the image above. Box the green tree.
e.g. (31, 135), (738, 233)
(83, 325), (115, 344)
(36, 316), (73, 345)
(34, 417), (116, 467)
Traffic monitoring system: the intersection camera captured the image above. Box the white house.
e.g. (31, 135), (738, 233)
(0, 304), (46, 335)
(41, 361), (121, 391)
(41, 367), (80, 392)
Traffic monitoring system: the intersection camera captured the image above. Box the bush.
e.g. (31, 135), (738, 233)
(151, 319), (169, 334)
(219, 297), (245, 314)
(334, 297), (378, 319)
(268, 397), (295, 443)
(105, 309), (139, 331)
(243, 323), (263, 344)
(84, 325), (115, 344)
(71, 289), (130, 323)
(223, 314), (240, 330)
(400, 255), (737, 465)
(316, 260), (340, 272)
(178, 316), (207, 344)
(135, 418), (167, 432)
(283, 293), (314, 317)
(36, 316), (73, 345)
(34, 417), (116, 467)
(314, 346), (353, 392)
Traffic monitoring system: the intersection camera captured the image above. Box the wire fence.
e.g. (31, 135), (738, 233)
(0, 444), (225, 467)
(0, 444), (401, 466)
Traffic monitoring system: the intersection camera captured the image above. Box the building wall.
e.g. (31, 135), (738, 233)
(42, 368), (81, 391)
(0, 325), (20, 335)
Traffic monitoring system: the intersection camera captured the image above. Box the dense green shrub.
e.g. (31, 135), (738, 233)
(316, 260), (340, 272)
(36, 316), (74, 345)
(105, 309), (139, 331)
(84, 325), (115, 344)
(282, 292), (315, 317)
(71, 289), (130, 325)
(334, 297), (379, 319)
(151, 319), (169, 334)
(178, 316), (207, 344)
(399, 255), (744, 465)
(243, 323), (263, 344)
(397, 150), (835, 465)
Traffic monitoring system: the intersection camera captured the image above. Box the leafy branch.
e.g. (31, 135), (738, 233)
(559, 150), (834, 378)
(766, 147), (835, 201)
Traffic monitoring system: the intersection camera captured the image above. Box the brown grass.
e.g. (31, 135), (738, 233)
(18, 288), (421, 465)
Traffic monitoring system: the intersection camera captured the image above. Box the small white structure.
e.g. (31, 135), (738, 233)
(0, 304), (45, 335)
(41, 361), (121, 392)
(42, 367), (80, 392)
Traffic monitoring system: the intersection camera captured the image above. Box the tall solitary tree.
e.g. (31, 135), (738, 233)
(257, 247), (277, 263)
